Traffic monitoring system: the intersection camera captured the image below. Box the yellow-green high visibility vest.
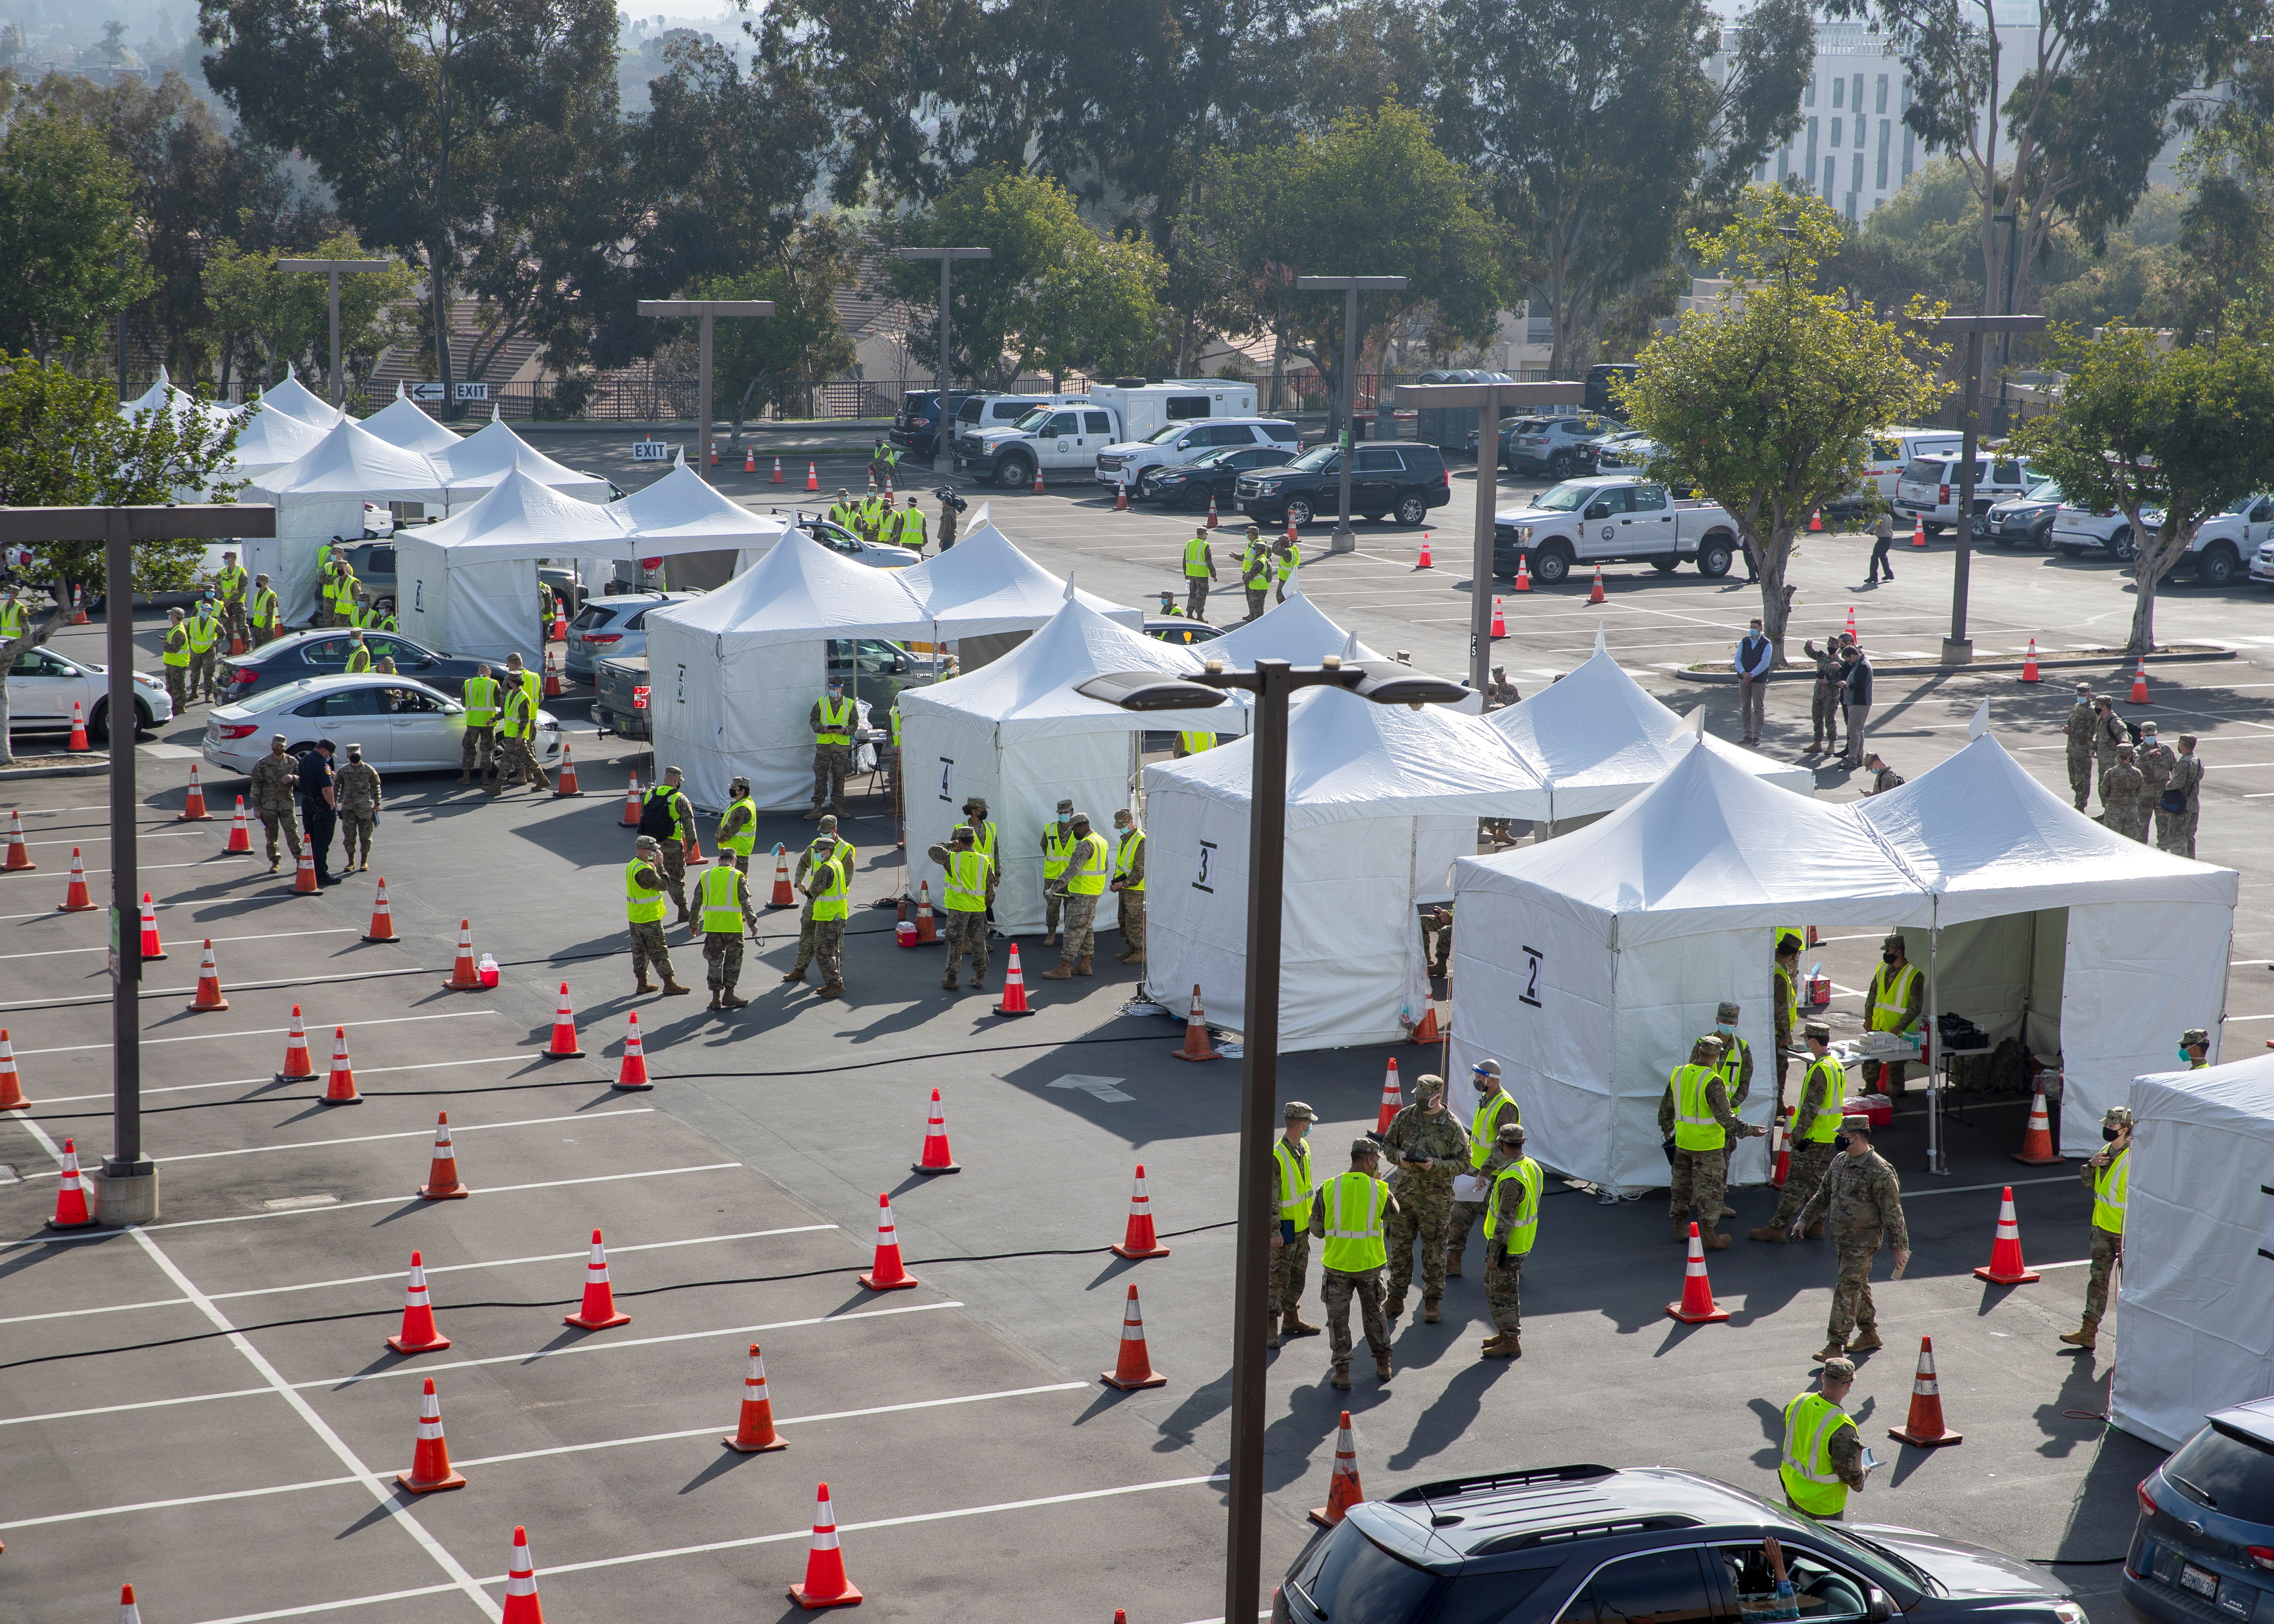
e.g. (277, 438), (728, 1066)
(162, 625), (191, 667)
(1272, 1138), (1313, 1223)
(1670, 1063), (1725, 1152)
(250, 588), (279, 628)
(1777, 962), (1799, 1034)
(1277, 545), (1298, 584)
(461, 675), (498, 728)
(187, 608), (219, 653)
(719, 797), (757, 858)
(1242, 547), (1273, 589)
(0, 599), (25, 639)
(1113, 829), (1145, 892)
(900, 508), (927, 548)
(345, 644), (371, 674)
(816, 695), (854, 746)
(1868, 961), (1922, 1032)
(2092, 1146), (2129, 1236)
(1064, 831), (1109, 896)
(1043, 824), (1075, 880)
(1779, 1391), (1857, 1518)
(943, 847), (991, 911)
(1797, 1056), (1846, 1142)
(496, 687), (529, 741)
(1179, 731), (1215, 755)
(515, 669), (540, 711)
(625, 857), (666, 924)
(1704, 1031), (1750, 1098)
(1182, 536), (1211, 578)
(1469, 1090), (1518, 1169)
(1487, 1157), (1543, 1258)
(698, 864), (744, 933)
(969, 821), (997, 867)
(1320, 1171), (1388, 1273)
(216, 564), (248, 604)
(809, 854), (851, 921)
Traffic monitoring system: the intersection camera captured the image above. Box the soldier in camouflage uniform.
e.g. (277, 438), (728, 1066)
(626, 836), (693, 997)
(2060, 1104), (2134, 1352)
(1310, 1137), (1400, 1389)
(784, 817), (855, 984)
(1479, 1121), (1540, 1359)
(1802, 635), (1850, 755)
(1792, 1115), (1910, 1360)
(2063, 682), (2096, 810)
(2100, 743), (2148, 841)
(1266, 1102), (1321, 1349)
(247, 734), (304, 873)
(1446, 1060), (1520, 1276)
(1755, 1020), (1841, 1240)
(2160, 735), (2203, 857)
(2136, 722), (2176, 833)
(332, 743), (383, 873)
(1380, 1073), (1468, 1322)
(1659, 1035), (1764, 1248)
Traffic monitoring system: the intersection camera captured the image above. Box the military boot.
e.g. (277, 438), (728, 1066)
(1040, 961), (1075, 980)
(707, 992), (723, 1010)
(941, 973), (959, 991)
(1804, 1218), (1825, 1239)
(1281, 1311), (1320, 1339)
(1116, 949), (1141, 963)
(782, 965), (808, 983)
(1748, 1224), (1788, 1242)
(1673, 1221), (1693, 1243)
(2059, 1320), (2099, 1350)
(660, 978), (693, 996)
(1699, 1228), (1731, 1251)
(1075, 955), (1092, 975)
(1423, 1299), (1441, 1324)
(1330, 1366), (1351, 1391)
(1374, 1353), (1394, 1382)
(1811, 1341), (1846, 1362)
(1481, 1334), (1521, 1359)
(815, 982), (845, 1000)
(1267, 1318), (1282, 1350)
(1845, 1328), (1883, 1353)
(634, 976), (655, 995)
(720, 991), (748, 1010)
(1386, 1294), (1406, 1321)
(1445, 1248), (1463, 1278)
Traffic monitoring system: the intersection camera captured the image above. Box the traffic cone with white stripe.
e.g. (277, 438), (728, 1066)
(292, 843), (319, 894)
(788, 1482), (863, 1609)
(386, 1250), (451, 1353)
(1114, 477), (1128, 512)
(1911, 516), (1926, 548)
(1665, 1222), (1731, 1324)
(1887, 1335), (1964, 1447)
(501, 1527), (544, 1624)
(441, 918), (482, 990)
(1032, 464), (1045, 495)
(1110, 1164), (1171, 1259)
(1514, 553), (1531, 592)
(914, 881), (937, 942)
(770, 846), (795, 906)
(1309, 1410), (1365, 1527)
(363, 876), (398, 942)
(2020, 639), (2041, 683)
(185, 938), (228, 1011)
(47, 1136), (95, 1228)
(1490, 598), (1506, 638)
(806, 460), (820, 492)
(4, 808), (33, 871)
(396, 1376), (468, 1492)
(564, 1228), (631, 1328)
(1769, 1113), (1791, 1188)
(1972, 1186), (2041, 1284)
(1375, 1057), (1402, 1132)
(178, 763), (213, 821)
(912, 1087), (958, 1173)
(137, 892), (165, 961)
(69, 586), (87, 626)
(683, 821), (708, 866)
(613, 1009), (653, 1090)
(275, 1004), (317, 1082)
(745, 446), (757, 474)
(2011, 1087), (2059, 1165)
(543, 983), (584, 1057)
(993, 942), (1035, 1017)
(1206, 494), (1219, 529)
(772, 456), (785, 483)
(723, 1343), (789, 1452)
(0, 1027), (29, 1110)
(553, 739), (581, 796)
(1101, 1282), (1168, 1389)
(67, 701), (89, 751)
(1416, 534), (1433, 569)
(621, 773), (642, 827)
(1588, 561), (1607, 603)
(2130, 658), (2151, 704)
(224, 796), (252, 854)
(58, 847), (95, 911)
(1845, 604), (1857, 639)
(1172, 983), (1221, 1061)
(419, 1112), (471, 1199)
(118, 1584), (141, 1623)
(322, 1027), (360, 1104)
(860, 1193), (918, 1290)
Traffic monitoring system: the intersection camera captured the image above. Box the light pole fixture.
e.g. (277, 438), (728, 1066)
(1394, 379), (1587, 692)
(636, 300), (777, 483)
(1924, 313), (2047, 663)
(276, 259), (394, 408)
(895, 248), (995, 475)
(1076, 655), (1468, 1624)
(1295, 275), (1409, 553)
(0, 502), (277, 1225)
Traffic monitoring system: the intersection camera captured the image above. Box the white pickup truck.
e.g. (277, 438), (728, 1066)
(955, 381), (1266, 490)
(1491, 476), (1744, 582)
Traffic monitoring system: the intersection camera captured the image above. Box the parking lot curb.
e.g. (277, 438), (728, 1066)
(1674, 647), (2238, 683)
(0, 760), (112, 780)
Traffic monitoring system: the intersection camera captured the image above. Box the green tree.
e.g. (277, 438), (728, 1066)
(682, 216), (862, 447)
(1620, 186), (1949, 658)
(2011, 329), (2274, 655)
(1029, 235), (1168, 389)
(0, 110), (152, 361)
(204, 231), (414, 401)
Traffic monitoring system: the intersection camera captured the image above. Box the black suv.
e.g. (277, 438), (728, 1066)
(1235, 442), (1451, 528)
(891, 391), (976, 459)
(1279, 1464), (2082, 1624)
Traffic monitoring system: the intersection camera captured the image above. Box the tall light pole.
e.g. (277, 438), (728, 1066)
(1296, 275), (1409, 553)
(895, 247), (995, 475)
(1927, 313), (2046, 663)
(1395, 378), (1587, 691)
(277, 258), (394, 408)
(636, 300), (776, 483)
(1077, 656), (1469, 1624)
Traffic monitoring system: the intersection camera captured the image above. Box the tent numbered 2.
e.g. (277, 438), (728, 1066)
(1520, 945), (1543, 1009)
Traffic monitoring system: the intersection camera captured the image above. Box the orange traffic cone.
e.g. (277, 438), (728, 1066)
(386, 1250), (451, 1353)
(2020, 639), (2040, 682)
(724, 1342), (789, 1452)
(2012, 1088), (2060, 1165)
(501, 1527), (544, 1624)
(419, 1112), (471, 1199)
(396, 1376), (468, 1492)
(1911, 517), (1926, 548)
(1101, 1282), (1168, 1390)
(1490, 597), (1506, 638)
(744, 446), (757, 474)
(551, 611), (567, 643)
(1172, 983), (1221, 1061)
(1409, 1002), (1441, 1045)
(275, 1004), (317, 1082)
(178, 764), (213, 821)
(1887, 1335), (1964, 1447)
(1514, 554), (1531, 593)
(4, 808), (33, 871)
(912, 1087), (958, 1174)
(1114, 479), (1128, 512)
(770, 848), (795, 906)
(1285, 513), (1299, 543)
(772, 456), (785, 483)
(914, 881), (938, 943)
(542, 662), (561, 698)
(0, 1027), (29, 1110)
(1972, 1186), (2040, 1283)
(1309, 1410), (1365, 1527)
(1206, 495), (1220, 530)
(441, 919), (481, 990)
(1666, 1222), (1731, 1324)
(1416, 534), (1433, 569)
(120, 1583), (143, 1623)
(322, 1027), (361, 1104)
(2129, 658), (2150, 704)
(69, 585), (88, 626)
(1845, 604), (1857, 639)
(993, 942), (1035, 1017)
(185, 938), (228, 1011)
(1110, 1163), (1171, 1259)
(137, 892), (165, 961)
(47, 1136), (95, 1228)
(543, 983), (584, 1058)
(1769, 1114), (1791, 1189)
(711, 443), (719, 467)
(553, 741), (581, 796)
(57, 847), (95, 911)
(1589, 564), (1606, 604)
(683, 823), (708, 867)
(1032, 465), (1045, 495)
(806, 460), (820, 492)
(291, 844), (318, 894)
(620, 773), (642, 827)
(1804, 925), (1820, 946)
(224, 796), (252, 854)
(858, 1193), (918, 1290)
(788, 1483), (863, 1610)
(1375, 1057), (1402, 1132)
(1809, 508), (1824, 533)
(363, 876), (398, 942)
(67, 701), (89, 752)
(564, 1228), (632, 1329)
(614, 1010), (653, 1090)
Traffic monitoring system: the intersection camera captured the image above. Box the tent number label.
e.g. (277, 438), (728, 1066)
(413, 582), (423, 612)
(1193, 840), (1215, 894)
(675, 663), (686, 705)
(2259, 1185), (2274, 1263)
(938, 758), (954, 801)
(1520, 945), (1543, 1009)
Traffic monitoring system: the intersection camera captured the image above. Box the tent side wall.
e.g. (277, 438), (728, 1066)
(245, 490), (363, 625)
(899, 702), (1007, 924)
(395, 535), (538, 664)
(2060, 901), (2233, 1154)
(643, 625), (825, 812)
(990, 732), (1135, 936)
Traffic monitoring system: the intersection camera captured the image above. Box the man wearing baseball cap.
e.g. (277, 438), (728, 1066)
(1309, 1136), (1401, 1389)
(1779, 1356), (1866, 1518)
(1267, 1102), (1321, 1349)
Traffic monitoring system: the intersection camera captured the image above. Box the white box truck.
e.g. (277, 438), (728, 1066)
(953, 380), (1267, 490)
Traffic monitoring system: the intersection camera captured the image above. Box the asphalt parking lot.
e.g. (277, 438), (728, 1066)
(8, 438), (2273, 1621)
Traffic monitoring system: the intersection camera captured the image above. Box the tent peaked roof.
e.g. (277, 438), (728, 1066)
(433, 414), (606, 492)
(251, 416), (447, 499)
(121, 367), (171, 416)
(360, 386), (463, 455)
(653, 526), (921, 644)
(612, 462), (787, 551)
(894, 510), (1141, 635)
(255, 368), (344, 428)
(1854, 731), (2238, 920)
(410, 467), (631, 552)
(913, 595), (1205, 725)
(1202, 587), (1386, 666)
(223, 401), (333, 475)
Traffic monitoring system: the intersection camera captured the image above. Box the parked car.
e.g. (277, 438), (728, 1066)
(1585, 361), (1639, 419)
(1895, 453), (2038, 536)
(783, 514), (922, 569)
(1234, 443), (1453, 528)
(1281, 1462), (2082, 1624)
(341, 541), (397, 611)
(200, 673), (564, 776)
(2051, 502), (2158, 563)
(593, 654), (650, 739)
(6, 644), (172, 739)
(889, 390), (979, 460)
(1985, 478), (2065, 550)
(1465, 416), (1526, 458)
(564, 590), (704, 682)
(2178, 491), (2273, 588)
(1590, 431), (1658, 471)
(1860, 428), (1961, 499)
(1095, 410), (1297, 491)
(1143, 617), (1227, 646)
(2126, 1395), (2274, 1624)
(1505, 413), (1616, 478)
(1494, 476), (1742, 581)
(1137, 443), (1296, 508)
(215, 628), (489, 703)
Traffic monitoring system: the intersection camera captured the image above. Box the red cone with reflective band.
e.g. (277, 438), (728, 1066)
(724, 1342), (789, 1452)
(502, 1526), (545, 1624)
(396, 1376), (468, 1492)
(4, 808), (34, 870)
(1665, 1222), (1731, 1324)
(912, 1087), (958, 1173)
(1375, 1057), (1402, 1132)
(419, 1112), (471, 1199)
(1972, 1186), (2040, 1283)
(292, 844), (319, 894)
(1032, 465), (1045, 495)
(119, 1583), (141, 1624)
(1172, 983), (1221, 1061)
(386, 1250), (451, 1353)
(1309, 1410), (1365, 1527)
(614, 1010), (653, 1090)
(683, 822), (708, 866)
(2130, 658), (2150, 704)
(992, 942), (1035, 1017)
(914, 882), (938, 942)
(179, 763), (213, 820)
(322, 1027), (361, 1104)
(1114, 478), (1128, 512)
(621, 773), (642, 827)
(806, 460), (820, 492)
(58, 847), (95, 911)
(1887, 1335), (1964, 1447)
(1101, 1282), (1168, 1389)
(1490, 598), (1506, 638)
(2020, 639), (2040, 682)
(788, 1482), (863, 1609)
(553, 739), (581, 796)
(1589, 563), (1606, 605)
(1911, 516), (1926, 548)
(47, 1136), (95, 1228)
(1809, 507), (1824, 533)
(1845, 605), (1857, 639)
(544, 983), (584, 1057)
(185, 938), (228, 1011)
(772, 455), (785, 483)
(1409, 1003), (1441, 1046)
(67, 701), (89, 751)
(441, 919), (481, 990)
(225, 796), (252, 853)
(1514, 554), (1531, 592)
(859, 1194), (918, 1290)
(770, 848), (795, 906)
(1416, 534), (1433, 569)
(0, 1027), (29, 1110)
(275, 1004), (317, 1083)
(363, 876), (398, 942)
(564, 1228), (632, 1328)
(1110, 1163), (1171, 1259)
(137, 892), (165, 961)
(1206, 494), (1219, 529)
(2012, 1088), (2060, 1165)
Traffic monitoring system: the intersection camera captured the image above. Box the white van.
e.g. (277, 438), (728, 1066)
(1860, 428), (1961, 499)
(1895, 451), (2037, 535)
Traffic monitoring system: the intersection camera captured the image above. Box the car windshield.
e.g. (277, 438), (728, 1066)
(1011, 407), (1053, 431)
(1531, 482), (1595, 512)
(2226, 493), (2267, 515)
(2024, 479), (2063, 503)
(1284, 445), (1340, 471)
(1186, 447), (1238, 466)
(251, 677), (325, 706)
(2167, 1423), (2274, 1522)
(1143, 423), (1192, 444)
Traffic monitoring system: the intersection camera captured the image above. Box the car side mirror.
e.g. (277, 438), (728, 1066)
(1865, 1586), (1893, 1623)
(1587, 504), (1610, 520)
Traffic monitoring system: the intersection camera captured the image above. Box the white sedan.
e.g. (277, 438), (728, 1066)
(201, 674), (564, 775)
(7, 644), (175, 739)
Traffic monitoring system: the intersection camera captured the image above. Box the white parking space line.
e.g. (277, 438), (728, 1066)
(154, 1109), (652, 1164)
(12, 1009), (501, 1057)
(1906, 1175), (2078, 1199)
(0, 928), (359, 962)
(0, 1385), (280, 1429)
(36, 1053), (532, 1105)
(0, 1472), (361, 1530)
(211, 1225), (839, 1300)
(15, 828), (232, 849)
(1, 962), (440, 1013)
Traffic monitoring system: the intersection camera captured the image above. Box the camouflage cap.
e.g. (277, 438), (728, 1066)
(2075, 681), (2093, 696)
(963, 796), (989, 812)
(816, 815), (838, 832)
(1283, 1101), (1317, 1122)
(1841, 1113), (1872, 1135)
(1881, 934), (1906, 951)
(1715, 1000), (1740, 1022)
(1777, 933), (1803, 956)
(1056, 798), (1075, 812)
(2182, 1029), (2210, 1047)
(949, 823), (974, 842)
(1691, 1035), (1726, 1058)
(634, 834), (660, 851)
(1819, 1356), (1857, 1382)
(1351, 1137), (1381, 1157)
(1496, 1121), (1527, 1147)
(2103, 1105), (2136, 1129)
(1413, 1073), (1445, 1099)
(1802, 1019), (1832, 1042)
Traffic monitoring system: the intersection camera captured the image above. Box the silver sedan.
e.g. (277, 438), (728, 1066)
(201, 673), (565, 776)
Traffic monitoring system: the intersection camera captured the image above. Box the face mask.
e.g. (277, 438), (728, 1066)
(2104, 1124), (2124, 1141)
(1716, 1024), (1734, 1037)
(1883, 951), (1899, 964)
(2179, 1045), (2193, 1063)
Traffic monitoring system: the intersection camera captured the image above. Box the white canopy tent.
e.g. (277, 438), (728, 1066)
(360, 385), (464, 456)
(2112, 1056), (2274, 1449)
(897, 595), (1233, 934)
(1143, 687), (1551, 1054)
(394, 471), (634, 661)
(1200, 586), (1387, 669)
(253, 367), (345, 429)
(893, 511), (1142, 640)
(624, 461), (791, 557)
(222, 402), (334, 484)
(434, 413), (610, 502)
(244, 420), (449, 623)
